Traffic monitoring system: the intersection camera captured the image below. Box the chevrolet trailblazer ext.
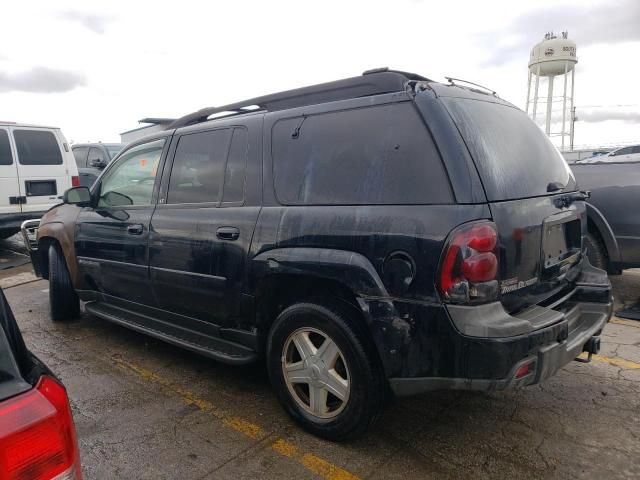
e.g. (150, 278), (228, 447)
(24, 69), (612, 440)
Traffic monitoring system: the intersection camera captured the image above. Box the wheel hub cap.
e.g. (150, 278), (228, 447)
(282, 327), (350, 419)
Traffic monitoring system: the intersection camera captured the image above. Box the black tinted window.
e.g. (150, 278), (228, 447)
(222, 128), (248, 203)
(443, 98), (575, 201)
(73, 147), (88, 167)
(14, 130), (63, 165)
(616, 147), (633, 155)
(167, 129), (232, 204)
(0, 130), (12, 165)
(272, 102), (451, 205)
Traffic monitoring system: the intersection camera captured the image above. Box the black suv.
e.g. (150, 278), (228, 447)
(27, 69), (612, 440)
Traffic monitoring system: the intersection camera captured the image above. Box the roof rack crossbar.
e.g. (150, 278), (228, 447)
(168, 70), (432, 129)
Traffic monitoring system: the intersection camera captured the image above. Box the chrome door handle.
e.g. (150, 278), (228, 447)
(216, 226), (239, 241)
(127, 224), (144, 235)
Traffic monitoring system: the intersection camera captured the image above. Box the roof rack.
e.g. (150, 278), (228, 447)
(168, 69), (432, 129)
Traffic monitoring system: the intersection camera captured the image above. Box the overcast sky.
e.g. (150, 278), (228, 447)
(1, 0), (638, 149)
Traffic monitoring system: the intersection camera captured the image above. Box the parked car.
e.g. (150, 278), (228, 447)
(0, 288), (81, 479)
(71, 143), (124, 187)
(0, 122), (79, 239)
(576, 145), (640, 164)
(572, 156), (640, 273)
(23, 69), (612, 440)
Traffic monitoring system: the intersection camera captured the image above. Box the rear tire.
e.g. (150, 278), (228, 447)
(584, 232), (607, 271)
(266, 301), (385, 441)
(48, 244), (80, 321)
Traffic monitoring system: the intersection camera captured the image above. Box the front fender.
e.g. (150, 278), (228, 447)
(586, 202), (621, 264)
(36, 205), (81, 286)
(251, 247), (388, 298)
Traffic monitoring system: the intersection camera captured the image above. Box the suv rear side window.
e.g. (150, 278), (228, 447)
(272, 102), (452, 205)
(14, 130), (63, 165)
(443, 98), (575, 201)
(167, 127), (248, 205)
(0, 130), (12, 165)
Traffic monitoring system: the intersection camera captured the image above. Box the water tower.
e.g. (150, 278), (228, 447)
(525, 31), (577, 150)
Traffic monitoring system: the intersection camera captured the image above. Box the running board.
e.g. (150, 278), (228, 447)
(84, 302), (257, 365)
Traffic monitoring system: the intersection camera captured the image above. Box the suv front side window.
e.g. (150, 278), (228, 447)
(97, 139), (164, 207)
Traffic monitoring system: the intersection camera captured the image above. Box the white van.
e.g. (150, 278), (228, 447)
(0, 122), (79, 238)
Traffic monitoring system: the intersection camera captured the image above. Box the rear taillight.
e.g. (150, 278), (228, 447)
(437, 221), (499, 303)
(71, 176), (80, 187)
(0, 376), (81, 480)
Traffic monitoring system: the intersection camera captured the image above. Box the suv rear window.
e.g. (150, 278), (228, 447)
(14, 130), (63, 165)
(272, 102), (452, 205)
(443, 98), (575, 201)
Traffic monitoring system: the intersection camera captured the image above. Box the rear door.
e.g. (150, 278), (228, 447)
(149, 119), (260, 328)
(442, 96), (583, 313)
(0, 127), (21, 218)
(11, 127), (68, 214)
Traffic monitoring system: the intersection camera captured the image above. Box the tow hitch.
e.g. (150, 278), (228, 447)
(575, 336), (601, 363)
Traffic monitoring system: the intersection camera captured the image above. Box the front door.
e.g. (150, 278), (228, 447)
(149, 125), (258, 327)
(75, 138), (167, 306)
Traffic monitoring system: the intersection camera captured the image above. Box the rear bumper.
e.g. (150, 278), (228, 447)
(389, 299), (611, 395)
(375, 261), (613, 396)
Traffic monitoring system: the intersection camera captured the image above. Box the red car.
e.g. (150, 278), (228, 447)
(0, 288), (81, 479)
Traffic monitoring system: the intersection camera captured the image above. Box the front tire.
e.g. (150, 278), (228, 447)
(266, 301), (384, 441)
(48, 244), (80, 321)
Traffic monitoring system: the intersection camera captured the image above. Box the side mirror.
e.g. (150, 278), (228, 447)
(63, 186), (92, 206)
(88, 158), (107, 168)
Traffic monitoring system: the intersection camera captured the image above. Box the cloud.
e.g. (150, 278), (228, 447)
(479, 0), (640, 66)
(59, 10), (114, 34)
(0, 67), (86, 93)
(578, 109), (640, 124)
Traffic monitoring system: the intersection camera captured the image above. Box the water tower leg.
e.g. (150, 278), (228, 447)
(545, 75), (554, 135)
(532, 64), (541, 121)
(569, 69), (576, 151)
(561, 62), (568, 150)
(526, 71), (532, 114)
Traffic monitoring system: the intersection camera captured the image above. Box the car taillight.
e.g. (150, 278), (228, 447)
(71, 176), (80, 187)
(437, 221), (499, 303)
(0, 376), (81, 480)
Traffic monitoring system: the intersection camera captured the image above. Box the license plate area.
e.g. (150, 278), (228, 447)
(542, 212), (581, 271)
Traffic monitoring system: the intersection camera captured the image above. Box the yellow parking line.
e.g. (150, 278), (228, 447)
(610, 318), (640, 328)
(591, 354), (640, 370)
(112, 356), (360, 480)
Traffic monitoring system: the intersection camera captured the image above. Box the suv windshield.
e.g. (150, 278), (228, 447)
(443, 98), (576, 201)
